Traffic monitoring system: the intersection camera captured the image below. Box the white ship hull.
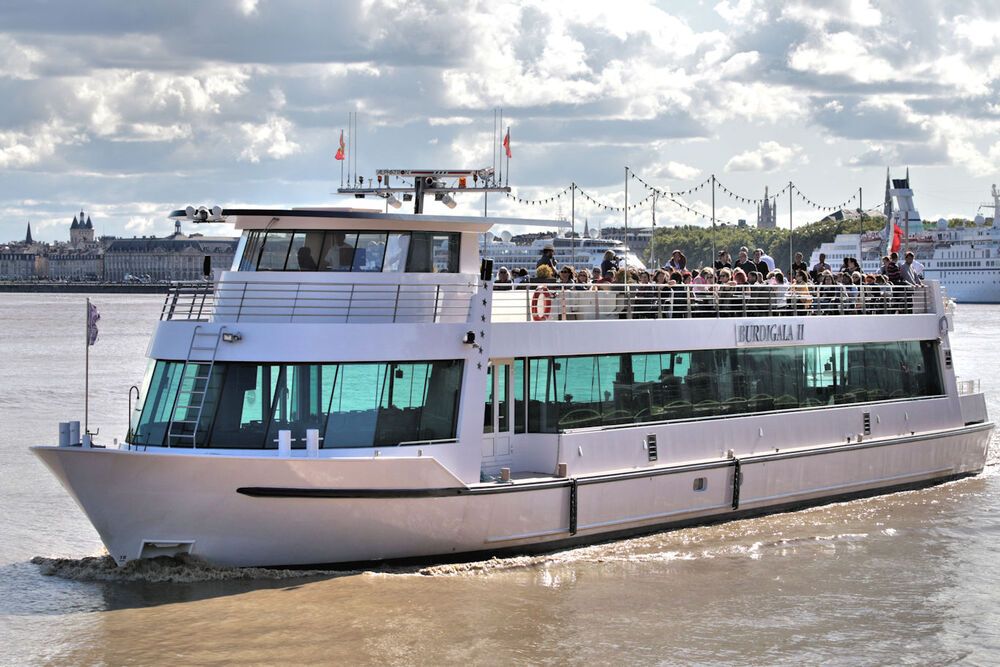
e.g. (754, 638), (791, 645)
(34, 404), (990, 567)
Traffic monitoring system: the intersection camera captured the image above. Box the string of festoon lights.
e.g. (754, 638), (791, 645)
(505, 171), (865, 221)
(505, 186), (654, 212)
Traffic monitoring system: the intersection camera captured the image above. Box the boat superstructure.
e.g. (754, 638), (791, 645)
(33, 172), (993, 567)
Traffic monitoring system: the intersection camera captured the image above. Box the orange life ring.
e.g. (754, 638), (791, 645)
(531, 286), (551, 321)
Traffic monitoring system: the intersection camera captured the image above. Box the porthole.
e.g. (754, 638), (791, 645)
(693, 477), (707, 492)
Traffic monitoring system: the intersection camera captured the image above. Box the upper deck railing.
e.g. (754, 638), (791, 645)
(162, 280), (936, 324)
(161, 280), (476, 323)
(491, 282), (934, 321)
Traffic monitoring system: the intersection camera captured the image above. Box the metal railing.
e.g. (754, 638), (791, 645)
(161, 280), (476, 323)
(491, 283), (934, 322)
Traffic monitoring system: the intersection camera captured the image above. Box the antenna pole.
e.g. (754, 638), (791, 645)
(84, 297), (90, 435)
(711, 174), (716, 263)
(858, 187), (863, 268)
(624, 166), (629, 282)
(498, 108), (503, 184)
(571, 183), (576, 266)
(788, 181), (793, 273)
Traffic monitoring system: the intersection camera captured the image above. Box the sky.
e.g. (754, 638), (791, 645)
(2, 0), (999, 243)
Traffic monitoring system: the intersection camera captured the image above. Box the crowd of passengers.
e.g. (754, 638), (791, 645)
(492, 243), (925, 316)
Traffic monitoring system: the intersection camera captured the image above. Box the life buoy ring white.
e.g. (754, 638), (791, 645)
(531, 286), (551, 321)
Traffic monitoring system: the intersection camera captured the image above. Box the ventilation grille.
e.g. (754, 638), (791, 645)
(863, 412), (872, 436)
(647, 434), (658, 462)
(944, 349), (953, 368)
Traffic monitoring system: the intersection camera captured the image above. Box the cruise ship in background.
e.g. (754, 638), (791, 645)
(481, 230), (647, 275)
(810, 181), (999, 304)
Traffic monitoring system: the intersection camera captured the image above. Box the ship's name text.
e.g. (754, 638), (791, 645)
(735, 323), (805, 345)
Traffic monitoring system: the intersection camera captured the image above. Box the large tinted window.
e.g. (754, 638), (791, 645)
(237, 230), (459, 273)
(129, 359), (463, 449)
(522, 340), (944, 432)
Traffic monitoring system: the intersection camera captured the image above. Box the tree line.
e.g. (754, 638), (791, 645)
(648, 216), (888, 273)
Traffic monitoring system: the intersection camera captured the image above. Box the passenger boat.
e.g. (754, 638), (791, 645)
(33, 168), (993, 567)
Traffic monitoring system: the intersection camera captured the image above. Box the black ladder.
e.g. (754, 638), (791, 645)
(166, 325), (225, 447)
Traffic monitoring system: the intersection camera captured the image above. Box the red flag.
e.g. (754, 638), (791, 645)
(891, 224), (903, 253)
(503, 128), (511, 158)
(335, 130), (345, 161)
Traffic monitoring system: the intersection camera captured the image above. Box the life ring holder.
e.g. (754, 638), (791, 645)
(531, 286), (552, 321)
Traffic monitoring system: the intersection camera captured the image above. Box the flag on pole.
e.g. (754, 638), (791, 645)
(503, 128), (511, 158)
(335, 130), (345, 161)
(87, 301), (100, 346)
(891, 223), (903, 253)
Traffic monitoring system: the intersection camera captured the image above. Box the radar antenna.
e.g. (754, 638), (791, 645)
(337, 168), (510, 214)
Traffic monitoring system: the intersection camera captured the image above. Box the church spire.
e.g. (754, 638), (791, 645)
(25, 222), (33, 244)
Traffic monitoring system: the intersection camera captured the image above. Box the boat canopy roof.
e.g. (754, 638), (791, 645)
(169, 207), (566, 233)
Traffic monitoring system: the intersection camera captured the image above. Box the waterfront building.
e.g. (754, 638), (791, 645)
(103, 221), (237, 281)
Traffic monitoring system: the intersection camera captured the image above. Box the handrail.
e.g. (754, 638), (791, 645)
(491, 282), (935, 321)
(161, 279), (477, 323)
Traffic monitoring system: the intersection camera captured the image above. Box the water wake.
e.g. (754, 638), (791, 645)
(30, 554), (350, 583)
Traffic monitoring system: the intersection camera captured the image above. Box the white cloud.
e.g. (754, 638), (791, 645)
(239, 115), (300, 162)
(0, 34), (43, 80)
(0, 120), (83, 168)
(125, 216), (157, 234)
(725, 140), (805, 172)
(787, 31), (893, 82)
(238, 0), (260, 16)
(782, 0), (881, 29)
(949, 16), (1000, 50)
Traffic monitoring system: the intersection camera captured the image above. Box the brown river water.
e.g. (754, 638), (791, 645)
(2, 294), (997, 665)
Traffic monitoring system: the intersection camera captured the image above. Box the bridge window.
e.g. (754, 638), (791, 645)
(238, 230), (459, 273)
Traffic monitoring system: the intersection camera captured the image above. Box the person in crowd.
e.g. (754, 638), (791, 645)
(693, 267), (718, 316)
(714, 250), (732, 271)
(574, 268), (594, 290)
(494, 266), (513, 289)
(791, 270), (813, 313)
(841, 272), (859, 313)
(513, 267), (530, 286)
(735, 249), (756, 277)
(533, 264), (557, 283)
(597, 268), (616, 287)
(901, 251), (922, 286)
(752, 248), (769, 276)
(556, 265), (576, 288)
(886, 252), (902, 284)
(633, 270), (657, 318)
(791, 252), (808, 277)
(601, 250), (619, 276)
(817, 270), (843, 314)
(666, 249), (687, 272)
(771, 270), (789, 312)
(537, 243), (557, 271)
(812, 253), (831, 280)
(758, 248), (776, 273)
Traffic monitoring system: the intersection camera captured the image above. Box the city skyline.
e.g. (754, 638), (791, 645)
(2, 1), (998, 242)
